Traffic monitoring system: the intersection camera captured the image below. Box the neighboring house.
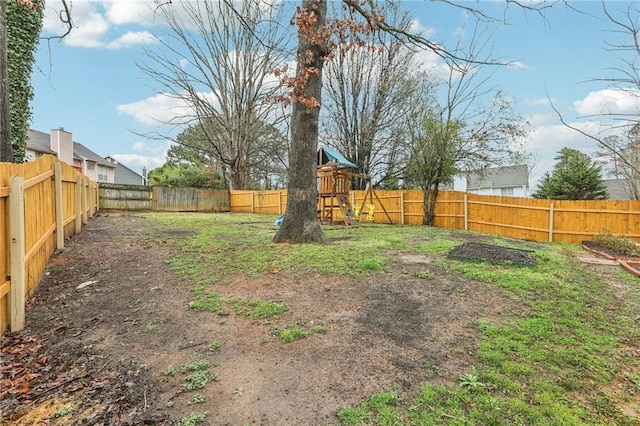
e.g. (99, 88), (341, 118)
(26, 128), (115, 183)
(105, 156), (145, 185)
(465, 164), (529, 197)
(603, 178), (637, 200)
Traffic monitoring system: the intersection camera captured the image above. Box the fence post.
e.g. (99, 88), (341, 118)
(88, 180), (95, 217)
(278, 191), (282, 215)
(81, 176), (88, 225)
(9, 176), (25, 332)
(548, 202), (555, 242)
(250, 191), (255, 213)
(464, 193), (468, 231)
(75, 175), (82, 234)
(400, 191), (405, 225)
(54, 162), (64, 249)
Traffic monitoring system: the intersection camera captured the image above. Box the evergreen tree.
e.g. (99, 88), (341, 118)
(533, 147), (608, 200)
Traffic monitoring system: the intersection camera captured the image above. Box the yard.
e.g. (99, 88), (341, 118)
(1, 212), (639, 425)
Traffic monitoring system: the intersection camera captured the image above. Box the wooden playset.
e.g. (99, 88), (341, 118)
(316, 147), (392, 226)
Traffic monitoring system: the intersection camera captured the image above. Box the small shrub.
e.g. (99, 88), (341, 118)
(594, 230), (640, 257)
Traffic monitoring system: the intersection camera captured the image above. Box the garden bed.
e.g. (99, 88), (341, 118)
(448, 242), (537, 267)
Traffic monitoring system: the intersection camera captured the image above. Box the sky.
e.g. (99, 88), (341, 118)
(29, 0), (640, 187)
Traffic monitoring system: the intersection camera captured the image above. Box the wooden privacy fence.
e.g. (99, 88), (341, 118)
(99, 184), (230, 212)
(229, 189), (640, 244)
(0, 155), (97, 334)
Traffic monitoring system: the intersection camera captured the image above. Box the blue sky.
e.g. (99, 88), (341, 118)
(31, 1), (640, 186)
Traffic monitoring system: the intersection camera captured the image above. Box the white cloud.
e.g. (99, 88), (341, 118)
(573, 88), (640, 116)
(42, 0), (159, 49)
(116, 93), (193, 126)
(104, 31), (159, 50)
(409, 19), (437, 38)
(105, 0), (155, 25)
(111, 140), (174, 173)
(116, 90), (223, 127)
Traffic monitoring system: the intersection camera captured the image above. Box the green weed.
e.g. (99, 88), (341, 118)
(278, 323), (309, 343)
(182, 371), (208, 391)
(180, 361), (210, 373)
(54, 406), (73, 418)
(187, 393), (205, 405)
(415, 270), (435, 280)
(162, 365), (177, 376)
(270, 321), (326, 343)
(207, 340), (222, 353)
(179, 412), (208, 426)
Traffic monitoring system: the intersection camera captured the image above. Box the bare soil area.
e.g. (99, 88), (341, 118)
(0, 214), (564, 425)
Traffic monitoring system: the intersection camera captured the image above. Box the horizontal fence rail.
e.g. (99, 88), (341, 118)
(228, 189), (640, 244)
(1, 155), (97, 334)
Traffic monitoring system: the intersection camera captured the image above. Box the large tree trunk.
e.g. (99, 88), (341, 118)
(423, 182), (440, 226)
(273, 0), (327, 244)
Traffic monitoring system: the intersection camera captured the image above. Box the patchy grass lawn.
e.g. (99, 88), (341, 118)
(147, 212), (640, 425)
(4, 212), (639, 425)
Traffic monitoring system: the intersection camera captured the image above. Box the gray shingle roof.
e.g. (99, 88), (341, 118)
(73, 142), (113, 167)
(603, 179), (631, 200)
(26, 129), (56, 154)
(466, 165), (529, 189)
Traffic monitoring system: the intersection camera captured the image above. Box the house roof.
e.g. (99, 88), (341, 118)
(603, 179), (630, 200)
(105, 156), (143, 178)
(318, 146), (357, 168)
(26, 129), (56, 154)
(26, 128), (114, 168)
(73, 142), (113, 167)
(467, 164), (529, 189)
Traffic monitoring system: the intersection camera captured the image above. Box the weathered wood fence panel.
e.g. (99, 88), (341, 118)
(98, 185), (231, 212)
(197, 189), (231, 212)
(153, 186), (197, 212)
(99, 183), (152, 211)
(0, 155), (96, 334)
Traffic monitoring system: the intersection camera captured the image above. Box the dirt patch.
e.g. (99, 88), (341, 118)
(0, 214), (537, 425)
(448, 242), (537, 267)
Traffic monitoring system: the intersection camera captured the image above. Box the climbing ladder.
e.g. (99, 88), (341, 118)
(318, 193), (358, 226)
(337, 194), (357, 226)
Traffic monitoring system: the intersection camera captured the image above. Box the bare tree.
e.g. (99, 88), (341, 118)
(321, 3), (423, 189)
(553, 1), (640, 181)
(273, 0), (556, 243)
(404, 23), (530, 225)
(141, 0), (291, 190)
(597, 126), (640, 199)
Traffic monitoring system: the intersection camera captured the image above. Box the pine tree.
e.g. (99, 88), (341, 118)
(533, 147), (609, 200)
